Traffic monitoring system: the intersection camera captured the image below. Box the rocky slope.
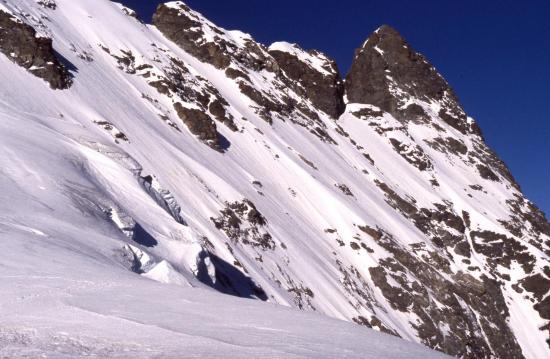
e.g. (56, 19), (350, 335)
(0, 1), (548, 358)
(0, 6), (71, 89)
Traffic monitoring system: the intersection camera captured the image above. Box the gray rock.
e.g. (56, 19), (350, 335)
(0, 10), (72, 89)
(173, 103), (219, 149)
(269, 45), (345, 118)
(345, 25), (480, 136)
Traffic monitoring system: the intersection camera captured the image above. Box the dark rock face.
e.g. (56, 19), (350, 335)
(470, 231), (535, 272)
(425, 136), (468, 156)
(36, 0), (57, 10)
(153, 3), (285, 125)
(152, 3), (336, 128)
(371, 178), (535, 357)
(345, 25), (479, 136)
(173, 103), (219, 148)
(237, 82), (285, 124)
(0, 10), (71, 89)
(503, 194), (550, 250)
(471, 141), (520, 189)
(153, 4), (278, 72)
(269, 45), (345, 118)
(364, 225), (525, 358)
(476, 164), (500, 181)
(153, 3), (229, 69)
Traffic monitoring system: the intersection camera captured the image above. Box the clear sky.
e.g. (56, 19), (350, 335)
(121, 0), (549, 216)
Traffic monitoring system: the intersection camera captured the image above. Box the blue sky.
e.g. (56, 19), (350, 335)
(121, 0), (549, 216)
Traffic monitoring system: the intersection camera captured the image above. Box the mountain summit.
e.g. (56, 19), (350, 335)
(0, 1), (548, 358)
(346, 24), (481, 136)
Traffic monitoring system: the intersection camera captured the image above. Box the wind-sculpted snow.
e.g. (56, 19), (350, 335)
(0, 270), (449, 358)
(0, 1), (548, 358)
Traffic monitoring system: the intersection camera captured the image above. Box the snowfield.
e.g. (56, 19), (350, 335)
(0, 0), (548, 358)
(0, 266), (450, 358)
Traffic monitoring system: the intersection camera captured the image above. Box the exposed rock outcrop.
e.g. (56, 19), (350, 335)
(173, 103), (219, 148)
(345, 25), (480, 136)
(36, 0), (57, 10)
(269, 42), (345, 118)
(152, 2), (338, 129)
(0, 10), (72, 89)
(153, 3), (278, 72)
(211, 199), (275, 251)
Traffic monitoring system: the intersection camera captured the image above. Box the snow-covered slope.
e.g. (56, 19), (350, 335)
(0, 244), (449, 359)
(0, 1), (548, 358)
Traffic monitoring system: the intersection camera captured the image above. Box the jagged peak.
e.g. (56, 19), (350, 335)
(161, 1), (196, 17)
(374, 24), (402, 37)
(364, 25), (403, 43)
(349, 24), (443, 94)
(346, 25), (481, 136)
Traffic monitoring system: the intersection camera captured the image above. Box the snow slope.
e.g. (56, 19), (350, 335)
(0, 0), (548, 358)
(0, 240), (448, 358)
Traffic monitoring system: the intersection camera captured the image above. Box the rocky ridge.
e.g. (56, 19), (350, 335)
(151, 7), (550, 356)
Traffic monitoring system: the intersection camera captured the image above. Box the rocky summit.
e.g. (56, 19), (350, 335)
(0, 1), (548, 358)
(346, 25), (481, 136)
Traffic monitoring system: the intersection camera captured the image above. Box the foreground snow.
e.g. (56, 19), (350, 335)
(0, 247), (448, 358)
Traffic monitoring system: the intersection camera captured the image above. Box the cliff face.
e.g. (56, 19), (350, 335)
(342, 25), (549, 357)
(0, 8), (71, 89)
(268, 42), (345, 119)
(346, 25), (480, 136)
(0, 1), (548, 358)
